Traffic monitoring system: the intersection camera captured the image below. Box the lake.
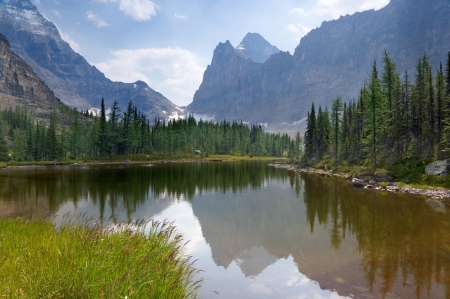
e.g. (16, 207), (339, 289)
(0, 161), (449, 299)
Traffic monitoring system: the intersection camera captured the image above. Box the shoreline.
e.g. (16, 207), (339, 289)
(0, 155), (285, 169)
(268, 163), (450, 201)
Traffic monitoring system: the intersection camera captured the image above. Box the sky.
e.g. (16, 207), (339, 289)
(31, 0), (390, 107)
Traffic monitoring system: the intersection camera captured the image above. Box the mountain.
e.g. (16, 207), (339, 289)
(0, 0), (180, 120)
(188, 0), (450, 132)
(0, 33), (64, 117)
(236, 33), (280, 63)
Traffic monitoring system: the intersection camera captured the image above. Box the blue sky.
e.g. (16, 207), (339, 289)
(31, 0), (389, 107)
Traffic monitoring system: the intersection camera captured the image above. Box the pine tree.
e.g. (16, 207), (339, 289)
(45, 109), (59, 160)
(446, 51), (450, 97)
(363, 61), (385, 171)
(340, 102), (350, 161)
(98, 98), (108, 156)
(0, 117), (9, 162)
(331, 96), (343, 167)
(436, 64), (446, 146)
(381, 50), (399, 150)
(109, 100), (120, 158)
(304, 102), (317, 162)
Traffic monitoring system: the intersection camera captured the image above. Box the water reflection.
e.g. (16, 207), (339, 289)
(300, 173), (450, 299)
(0, 162), (449, 299)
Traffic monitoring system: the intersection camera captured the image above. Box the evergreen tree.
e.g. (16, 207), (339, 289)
(436, 64), (446, 146)
(0, 117), (9, 162)
(45, 110), (59, 160)
(98, 98), (108, 156)
(304, 102), (317, 161)
(446, 51), (450, 97)
(109, 100), (120, 158)
(316, 106), (330, 159)
(381, 50), (399, 149)
(363, 61), (385, 171)
(331, 96), (343, 167)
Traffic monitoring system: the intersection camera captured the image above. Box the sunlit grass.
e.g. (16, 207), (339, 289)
(0, 218), (202, 298)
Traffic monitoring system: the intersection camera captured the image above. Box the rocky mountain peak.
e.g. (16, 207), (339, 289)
(0, 0), (179, 120)
(1, 0), (61, 40)
(236, 33), (280, 63)
(0, 33), (63, 117)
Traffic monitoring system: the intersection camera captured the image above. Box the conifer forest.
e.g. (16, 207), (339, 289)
(0, 99), (290, 162)
(302, 51), (450, 171)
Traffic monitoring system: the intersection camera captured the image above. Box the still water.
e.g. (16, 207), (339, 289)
(1, 162), (449, 299)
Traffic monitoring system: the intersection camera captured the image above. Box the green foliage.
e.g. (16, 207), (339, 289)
(0, 104), (289, 163)
(301, 50), (450, 183)
(0, 218), (202, 298)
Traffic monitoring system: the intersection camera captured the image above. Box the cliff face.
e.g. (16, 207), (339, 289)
(0, 33), (63, 116)
(0, 0), (179, 119)
(188, 0), (450, 132)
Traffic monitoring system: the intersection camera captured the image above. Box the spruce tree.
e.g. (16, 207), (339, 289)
(304, 102), (317, 161)
(363, 61), (384, 171)
(331, 96), (343, 167)
(0, 118), (9, 162)
(98, 98), (108, 156)
(446, 51), (450, 96)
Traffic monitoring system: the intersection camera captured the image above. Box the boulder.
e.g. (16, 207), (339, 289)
(425, 159), (450, 176)
(352, 178), (365, 188)
(195, 150), (201, 155)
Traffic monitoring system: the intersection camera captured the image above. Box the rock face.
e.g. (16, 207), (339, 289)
(235, 33), (280, 63)
(0, 0), (180, 119)
(0, 33), (63, 117)
(425, 160), (450, 176)
(188, 0), (450, 132)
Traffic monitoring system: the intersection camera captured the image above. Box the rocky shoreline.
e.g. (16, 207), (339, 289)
(268, 163), (450, 200)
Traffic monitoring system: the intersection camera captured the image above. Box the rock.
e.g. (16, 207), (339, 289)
(386, 186), (400, 192)
(352, 178), (365, 188)
(123, 160), (130, 164)
(425, 159), (450, 176)
(364, 185), (374, 189)
(0, 0), (179, 120)
(0, 33), (64, 118)
(188, 0), (450, 131)
(195, 150), (201, 155)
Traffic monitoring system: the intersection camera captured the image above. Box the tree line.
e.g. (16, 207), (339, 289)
(302, 50), (450, 170)
(0, 99), (290, 162)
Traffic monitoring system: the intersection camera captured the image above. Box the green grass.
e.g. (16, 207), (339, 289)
(0, 218), (202, 298)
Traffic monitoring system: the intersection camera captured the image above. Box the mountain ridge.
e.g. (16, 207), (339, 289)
(188, 0), (450, 132)
(0, 32), (64, 117)
(0, 0), (180, 120)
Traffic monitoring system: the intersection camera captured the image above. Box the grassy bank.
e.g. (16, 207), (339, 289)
(291, 156), (450, 189)
(0, 218), (202, 298)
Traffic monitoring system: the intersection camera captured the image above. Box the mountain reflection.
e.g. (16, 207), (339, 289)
(1, 162), (450, 298)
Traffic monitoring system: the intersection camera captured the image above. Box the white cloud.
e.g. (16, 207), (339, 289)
(287, 23), (311, 42)
(94, 47), (205, 106)
(119, 0), (159, 21)
(174, 13), (188, 20)
(60, 31), (81, 53)
(291, 0), (389, 19)
(86, 11), (109, 28)
(288, 0), (389, 41)
(52, 10), (61, 19)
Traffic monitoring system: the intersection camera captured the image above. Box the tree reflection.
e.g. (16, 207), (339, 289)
(299, 172), (450, 299)
(0, 161), (288, 221)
